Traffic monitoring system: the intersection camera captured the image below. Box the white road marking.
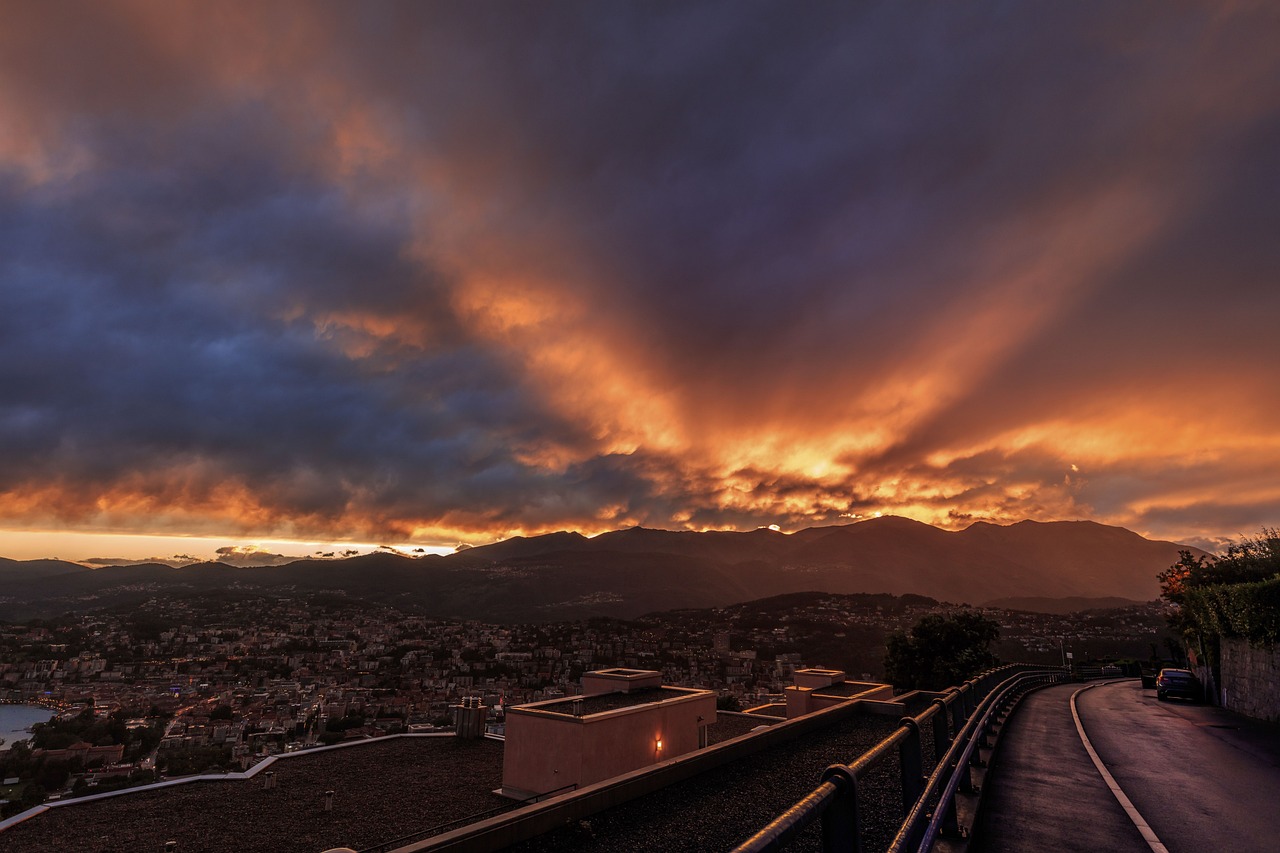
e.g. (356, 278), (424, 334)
(1070, 681), (1170, 853)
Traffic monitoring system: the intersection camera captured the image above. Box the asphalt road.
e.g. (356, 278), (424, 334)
(974, 679), (1280, 853)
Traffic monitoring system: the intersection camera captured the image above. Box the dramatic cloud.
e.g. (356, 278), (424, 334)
(1, 2), (1278, 555)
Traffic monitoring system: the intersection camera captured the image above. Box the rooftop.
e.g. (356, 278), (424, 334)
(705, 710), (777, 746)
(526, 687), (698, 717)
(3, 737), (509, 853)
(813, 680), (886, 698)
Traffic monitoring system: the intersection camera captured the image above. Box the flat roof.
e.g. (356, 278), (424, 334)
(593, 668), (653, 676)
(706, 711), (776, 745)
(814, 681), (883, 698)
(523, 687), (701, 717)
(2, 737), (510, 853)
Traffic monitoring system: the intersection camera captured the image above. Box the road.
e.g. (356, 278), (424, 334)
(974, 679), (1280, 853)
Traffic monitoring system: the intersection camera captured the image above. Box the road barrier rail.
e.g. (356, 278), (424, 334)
(734, 665), (1070, 853)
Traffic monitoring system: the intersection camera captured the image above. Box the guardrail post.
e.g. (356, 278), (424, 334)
(820, 764), (860, 853)
(899, 717), (924, 815)
(938, 779), (962, 839)
(949, 689), (966, 735)
(930, 698), (950, 762)
(960, 743), (979, 791)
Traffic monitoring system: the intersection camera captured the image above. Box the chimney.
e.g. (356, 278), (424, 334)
(263, 770), (275, 790)
(323, 790), (334, 812)
(453, 695), (488, 740)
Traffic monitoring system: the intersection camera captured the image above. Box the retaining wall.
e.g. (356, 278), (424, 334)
(1220, 636), (1280, 722)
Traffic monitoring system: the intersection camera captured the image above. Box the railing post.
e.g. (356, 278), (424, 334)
(899, 717), (924, 815)
(930, 698), (950, 763)
(949, 688), (965, 735)
(820, 764), (860, 853)
(938, 778), (963, 839)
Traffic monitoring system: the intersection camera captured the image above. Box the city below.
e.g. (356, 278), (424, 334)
(0, 587), (1173, 806)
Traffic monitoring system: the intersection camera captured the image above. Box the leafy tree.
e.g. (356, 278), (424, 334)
(1158, 528), (1280, 681)
(883, 609), (1001, 691)
(1160, 530), (1280, 603)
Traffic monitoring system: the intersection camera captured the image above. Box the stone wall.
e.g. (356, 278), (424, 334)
(1220, 636), (1280, 722)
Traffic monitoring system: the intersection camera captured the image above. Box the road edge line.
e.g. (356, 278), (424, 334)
(1070, 680), (1169, 853)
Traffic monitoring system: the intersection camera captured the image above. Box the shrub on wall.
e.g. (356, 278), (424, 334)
(1183, 576), (1280, 647)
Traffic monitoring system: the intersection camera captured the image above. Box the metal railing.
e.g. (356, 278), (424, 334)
(887, 669), (1061, 852)
(733, 665), (1066, 853)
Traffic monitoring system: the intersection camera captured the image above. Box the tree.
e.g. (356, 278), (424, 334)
(1158, 528), (1280, 685)
(883, 609), (1001, 691)
(1160, 531), (1280, 603)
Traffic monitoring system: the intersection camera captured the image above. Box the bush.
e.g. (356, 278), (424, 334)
(1183, 576), (1280, 646)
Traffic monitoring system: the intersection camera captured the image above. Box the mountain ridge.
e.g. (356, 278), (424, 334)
(0, 517), (1201, 622)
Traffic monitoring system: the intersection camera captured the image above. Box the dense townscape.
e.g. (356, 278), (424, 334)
(0, 589), (1173, 815)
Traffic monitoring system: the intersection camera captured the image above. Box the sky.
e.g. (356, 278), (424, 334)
(1, 1), (1279, 565)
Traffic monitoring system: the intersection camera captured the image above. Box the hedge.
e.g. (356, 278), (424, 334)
(1183, 576), (1280, 646)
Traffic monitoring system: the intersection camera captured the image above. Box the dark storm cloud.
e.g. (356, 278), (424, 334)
(0, 82), (587, 533)
(0, 2), (1278, 547)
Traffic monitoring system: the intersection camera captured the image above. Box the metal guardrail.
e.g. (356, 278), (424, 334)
(733, 665), (1067, 853)
(887, 669), (1062, 853)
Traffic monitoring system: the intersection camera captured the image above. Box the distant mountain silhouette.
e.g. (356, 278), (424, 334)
(983, 595), (1147, 614)
(0, 517), (1200, 622)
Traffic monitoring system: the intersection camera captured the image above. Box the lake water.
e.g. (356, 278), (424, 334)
(0, 704), (55, 751)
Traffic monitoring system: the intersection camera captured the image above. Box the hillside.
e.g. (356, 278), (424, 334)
(0, 517), (1198, 622)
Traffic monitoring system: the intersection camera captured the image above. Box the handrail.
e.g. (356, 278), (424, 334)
(734, 664), (1063, 853)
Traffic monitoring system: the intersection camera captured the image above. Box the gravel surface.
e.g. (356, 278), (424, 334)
(706, 712), (776, 746)
(1, 737), (510, 853)
(509, 712), (906, 853)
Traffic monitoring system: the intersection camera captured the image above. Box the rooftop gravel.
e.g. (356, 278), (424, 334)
(2, 736), (510, 853)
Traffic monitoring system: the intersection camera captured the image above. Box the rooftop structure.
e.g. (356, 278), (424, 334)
(784, 667), (893, 718)
(580, 668), (663, 695)
(501, 669), (716, 799)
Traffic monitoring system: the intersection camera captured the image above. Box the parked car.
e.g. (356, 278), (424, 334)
(1155, 668), (1202, 702)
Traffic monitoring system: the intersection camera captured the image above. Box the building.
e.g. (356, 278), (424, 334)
(784, 667), (894, 718)
(501, 668), (716, 799)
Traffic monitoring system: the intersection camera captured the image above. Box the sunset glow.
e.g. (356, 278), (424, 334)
(2, 3), (1278, 564)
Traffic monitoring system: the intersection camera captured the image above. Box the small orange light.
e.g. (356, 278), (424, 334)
(655, 738), (663, 751)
